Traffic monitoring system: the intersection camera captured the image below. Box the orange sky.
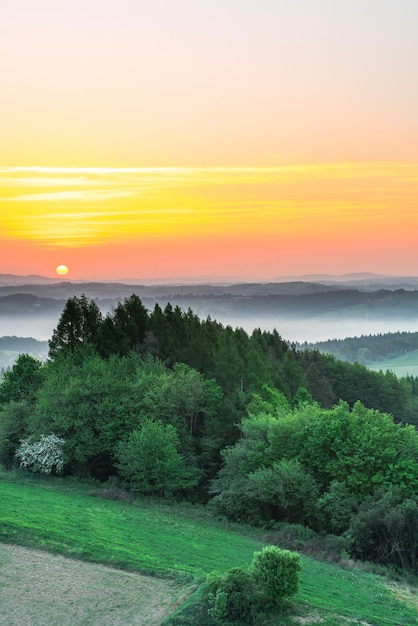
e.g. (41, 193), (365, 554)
(1, 1), (418, 281)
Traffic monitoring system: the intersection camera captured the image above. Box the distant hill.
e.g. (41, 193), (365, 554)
(3, 272), (418, 291)
(301, 330), (418, 368)
(0, 335), (49, 372)
(276, 273), (418, 290)
(2, 284), (418, 319)
(0, 274), (59, 286)
(1, 276), (418, 343)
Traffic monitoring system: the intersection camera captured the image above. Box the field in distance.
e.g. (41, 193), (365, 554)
(369, 350), (418, 378)
(1, 472), (417, 625)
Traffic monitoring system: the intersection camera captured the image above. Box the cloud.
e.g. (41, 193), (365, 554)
(2, 162), (417, 249)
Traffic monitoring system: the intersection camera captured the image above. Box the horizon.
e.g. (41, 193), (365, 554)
(2, 2), (418, 280)
(2, 269), (418, 285)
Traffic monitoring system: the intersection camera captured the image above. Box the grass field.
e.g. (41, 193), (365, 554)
(369, 350), (418, 377)
(1, 472), (417, 625)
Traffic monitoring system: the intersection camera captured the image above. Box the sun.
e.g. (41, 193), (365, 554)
(56, 264), (69, 276)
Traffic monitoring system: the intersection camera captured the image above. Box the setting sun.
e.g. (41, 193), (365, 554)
(56, 264), (69, 276)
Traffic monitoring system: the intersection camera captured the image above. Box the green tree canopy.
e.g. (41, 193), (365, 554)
(0, 354), (44, 406)
(49, 294), (102, 358)
(212, 401), (418, 529)
(116, 419), (198, 495)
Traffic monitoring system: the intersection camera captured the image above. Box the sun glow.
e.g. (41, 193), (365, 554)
(56, 264), (69, 276)
(1, 163), (418, 279)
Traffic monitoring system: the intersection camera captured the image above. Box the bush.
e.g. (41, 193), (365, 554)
(205, 568), (262, 625)
(204, 546), (302, 624)
(251, 545), (301, 609)
(15, 433), (65, 474)
(349, 489), (418, 572)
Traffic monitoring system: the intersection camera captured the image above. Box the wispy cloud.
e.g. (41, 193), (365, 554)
(2, 163), (417, 248)
(3, 189), (132, 203)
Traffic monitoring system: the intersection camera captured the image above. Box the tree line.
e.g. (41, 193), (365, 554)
(301, 330), (418, 365)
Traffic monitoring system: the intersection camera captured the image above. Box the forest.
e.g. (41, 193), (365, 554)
(1, 294), (418, 573)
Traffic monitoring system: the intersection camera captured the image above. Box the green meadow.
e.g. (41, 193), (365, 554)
(369, 350), (418, 377)
(1, 472), (417, 625)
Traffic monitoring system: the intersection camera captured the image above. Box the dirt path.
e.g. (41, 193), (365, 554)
(0, 543), (187, 626)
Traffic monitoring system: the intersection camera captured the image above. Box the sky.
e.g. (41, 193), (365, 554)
(1, 0), (418, 281)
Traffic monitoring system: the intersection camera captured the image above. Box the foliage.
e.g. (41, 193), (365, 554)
(246, 459), (319, 523)
(116, 419), (199, 495)
(212, 401), (418, 544)
(0, 354), (45, 468)
(0, 354), (44, 405)
(212, 449), (318, 526)
(98, 294), (149, 357)
(46, 294), (418, 429)
(48, 294), (102, 358)
(349, 488), (418, 571)
(27, 349), (223, 482)
(297, 401), (418, 496)
(297, 350), (410, 421)
(206, 568), (262, 625)
(138, 362), (223, 466)
(251, 546), (301, 608)
(15, 433), (65, 474)
(29, 351), (167, 477)
(0, 401), (32, 468)
(246, 384), (291, 417)
(204, 547), (301, 624)
(315, 480), (359, 534)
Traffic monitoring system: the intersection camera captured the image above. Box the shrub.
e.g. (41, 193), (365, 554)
(204, 546), (302, 624)
(205, 567), (262, 625)
(251, 545), (301, 608)
(349, 488), (418, 572)
(15, 433), (65, 474)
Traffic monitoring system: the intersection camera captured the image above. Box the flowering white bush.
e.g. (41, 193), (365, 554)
(15, 434), (66, 474)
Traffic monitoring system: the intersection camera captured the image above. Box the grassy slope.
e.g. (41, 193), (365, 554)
(1, 474), (417, 626)
(0, 479), (263, 580)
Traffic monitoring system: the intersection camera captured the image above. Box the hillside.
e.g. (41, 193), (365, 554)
(1, 473), (417, 626)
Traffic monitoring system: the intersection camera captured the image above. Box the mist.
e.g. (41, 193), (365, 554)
(220, 315), (418, 344)
(0, 315), (60, 342)
(2, 310), (418, 345)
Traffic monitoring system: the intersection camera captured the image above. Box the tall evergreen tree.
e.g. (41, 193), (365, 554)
(49, 294), (102, 358)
